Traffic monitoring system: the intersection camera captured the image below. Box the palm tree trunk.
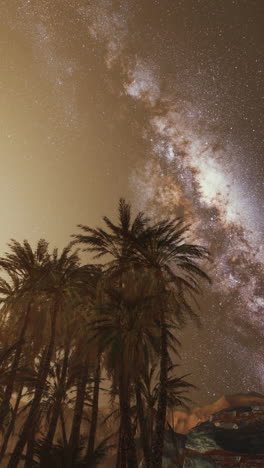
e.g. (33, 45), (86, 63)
(135, 381), (150, 468)
(8, 299), (59, 468)
(118, 374), (138, 468)
(149, 407), (154, 456)
(116, 425), (127, 468)
(24, 423), (37, 468)
(151, 315), (168, 468)
(115, 426), (121, 468)
(86, 352), (101, 456)
(60, 408), (68, 446)
(0, 302), (31, 425)
(46, 342), (70, 446)
(120, 429), (127, 468)
(0, 385), (23, 463)
(69, 357), (89, 451)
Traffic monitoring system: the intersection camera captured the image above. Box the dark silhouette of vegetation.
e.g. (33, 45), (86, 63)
(0, 199), (210, 467)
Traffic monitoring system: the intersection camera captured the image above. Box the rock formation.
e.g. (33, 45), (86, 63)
(163, 392), (264, 467)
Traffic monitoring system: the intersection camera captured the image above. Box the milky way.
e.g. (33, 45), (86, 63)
(82, 0), (264, 397)
(4, 0), (264, 402)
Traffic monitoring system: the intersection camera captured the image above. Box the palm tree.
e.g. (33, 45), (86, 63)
(43, 294), (87, 449)
(8, 245), (92, 467)
(136, 362), (195, 465)
(87, 270), (160, 468)
(73, 200), (210, 467)
(67, 266), (103, 455)
(0, 239), (49, 431)
(72, 200), (155, 468)
(129, 217), (210, 468)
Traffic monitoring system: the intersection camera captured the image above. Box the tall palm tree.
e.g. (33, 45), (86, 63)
(8, 245), (92, 468)
(67, 266), (103, 456)
(43, 293), (88, 450)
(73, 200), (210, 467)
(72, 200), (155, 468)
(130, 217), (210, 468)
(87, 270), (160, 468)
(136, 362), (195, 467)
(0, 239), (49, 431)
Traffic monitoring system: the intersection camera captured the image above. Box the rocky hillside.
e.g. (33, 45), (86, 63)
(163, 392), (264, 467)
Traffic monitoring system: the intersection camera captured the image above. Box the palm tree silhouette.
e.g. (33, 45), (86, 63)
(0, 199), (210, 468)
(8, 245), (91, 467)
(130, 217), (210, 468)
(73, 199), (210, 468)
(0, 239), (49, 435)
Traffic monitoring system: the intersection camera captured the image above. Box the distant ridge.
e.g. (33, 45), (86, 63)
(172, 392), (264, 434)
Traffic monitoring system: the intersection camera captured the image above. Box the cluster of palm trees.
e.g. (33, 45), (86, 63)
(0, 199), (210, 468)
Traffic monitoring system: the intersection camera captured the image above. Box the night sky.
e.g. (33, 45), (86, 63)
(1, 0), (263, 404)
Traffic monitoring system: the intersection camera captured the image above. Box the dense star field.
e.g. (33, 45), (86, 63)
(1, 0), (263, 404)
